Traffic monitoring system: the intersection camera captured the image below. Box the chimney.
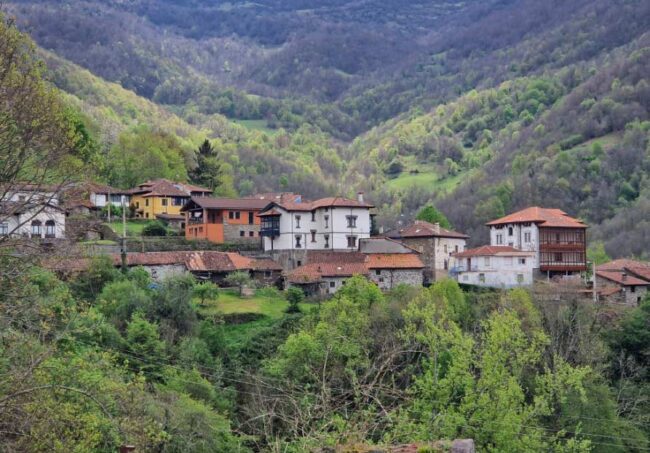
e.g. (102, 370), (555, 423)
(433, 222), (441, 234)
(357, 191), (364, 203)
(622, 272), (627, 282)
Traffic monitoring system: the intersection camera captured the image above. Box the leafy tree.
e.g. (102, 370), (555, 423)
(98, 279), (152, 331)
(224, 271), (253, 295)
(193, 281), (219, 307)
(285, 286), (304, 313)
(153, 274), (198, 339)
(142, 220), (168, 237)
(587, 242), (611, 266)
(189, 139), (223, 191)
(416, 204), (452, 229)
(70, 255), (122, 301)
(126, 313), (167, 378)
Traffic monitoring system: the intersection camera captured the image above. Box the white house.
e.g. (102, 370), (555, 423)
(259, 194), (374, 253)
(87, 183), (131, 209)
(486, 207), (587, 277)
(0, 184), (66, 239)
(450, 245), (535, 289)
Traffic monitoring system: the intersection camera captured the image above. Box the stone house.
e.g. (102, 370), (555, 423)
(387, 220), (468, 284)
(595, 259), (650, 306)
(366, 253), (424, 290)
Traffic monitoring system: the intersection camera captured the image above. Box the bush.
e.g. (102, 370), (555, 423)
(285, 287), (304, 313)
(142, 221), (168, 237)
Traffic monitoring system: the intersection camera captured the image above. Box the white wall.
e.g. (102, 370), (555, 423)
(1, 206), (66, 239)
(263, 205), (371, 252)
(91, 193), (130, 208)
(489, 223), (540, 268)
(452, 253), (535, 288)
(435, 237), (467, 271)
(4, 190), (59, 206)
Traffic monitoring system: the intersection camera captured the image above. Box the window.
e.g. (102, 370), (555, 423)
(297, 260), (302, 267)
(379, 277), (384, 283)
(347, 236), (357, 248)
(249, 231), (254, 237)
(31, 220), (41, 237)
(518, 258), (526, 265)
(235, 211), (241, 220)
(198, 227), (203, 233)
(324, 215), (329, 228)
(145, 199), (149, 207)
(295, 235), (302, 248)
(517, 274), (524, 284)
(161, 198), (168, 206)
(136, 202), (140, 208)
(484, 256), (490, 266)
(324, 234), (330, 249)
(311, 211), (316, 222)
(346, 215), (358, 228)
(444, 259), (448, 270)
(45, 220), (55, 237)
(228, 211), (234, 220)
(295, 215), (301, 228)
(479, 273), (486, 283)
(375, 269), (381, 276)
(508, 227), (514, 236)
(554, 253), (563, 262)
(455, 245), (459, 253)
(248, 212), (254, 224)
(311, 230), (317, 242)
(444, 244), (448, 253)
(145, 213), (149, 218)
(330, 281), (336, 288)
(240, 231), (245, 237)
(0, 223), (8, 235)
(524, 232), (531, 243)
(496, 233), (503, 245)
(630, 286), (636, 293)
(556, 233), (561, 243)
(172, 197), (184, 206)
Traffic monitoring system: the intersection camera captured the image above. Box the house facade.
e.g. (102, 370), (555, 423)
(129, 179), (212, 219)
(486, 207), (587, 277)
(595, 259), (650, 306)
(181, 197), (270, 244)
(1, 184), (66, 239)
(387, 220), (468, 283)
(259, 194), (374, 268)
(451, 245), (536, 288)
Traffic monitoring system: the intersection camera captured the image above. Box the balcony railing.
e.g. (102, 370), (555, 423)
(188, 217), (204, 224)
(260, 227), (280, 237)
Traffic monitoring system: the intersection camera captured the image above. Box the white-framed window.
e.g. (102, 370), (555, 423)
(484, 256), (491, 266)
(508, 227), (514, 236)
(324, 215), (329, 227)
(45, 220), (56, 237)
(524, 232), (531, 243)
(0, 223), (8, 235)
(496, 233), (503, 245)
(518, 258), (526, 265)
(311, 211), (316, 222)
(295, 215), (301, 228)
(31, 220), (42, 237)
(324, 234), (330, 248)
(311, 230), (317, 242)
(347, 235), (357, 248)
(346, 215), (358, 228)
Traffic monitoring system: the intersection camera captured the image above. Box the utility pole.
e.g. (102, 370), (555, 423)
(592, 261), (598, 304)
(108, 188), (112, 224)
(121, 195), (127, 273)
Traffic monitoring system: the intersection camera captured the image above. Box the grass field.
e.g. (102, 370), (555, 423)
(387, 170), (468, 194)
(232, 119), (277, 134)
(106, 220), (175, 237)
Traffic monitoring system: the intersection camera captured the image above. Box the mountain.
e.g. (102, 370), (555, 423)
(6, 0), (650, 258)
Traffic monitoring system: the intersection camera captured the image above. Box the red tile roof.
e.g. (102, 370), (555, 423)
(597, 259), (650, 272)
(366, 253), (424, 269)
(267, 196), (374, 212)
(486, 207), (587, 228)
(452, 245), (535, 258)
(596, 270), (650, 287)
(389, 220), (468, 239)
(182, 196), (269, 211)
(131, 179), (212, 197)
(286, 262), (369, 283)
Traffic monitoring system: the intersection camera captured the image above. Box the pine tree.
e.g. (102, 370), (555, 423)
(189, 139), (222, 190)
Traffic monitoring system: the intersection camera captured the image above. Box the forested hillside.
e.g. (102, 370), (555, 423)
(6, 0), (649, 259)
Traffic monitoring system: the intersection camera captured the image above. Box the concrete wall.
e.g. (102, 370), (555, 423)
(489, 223), (540, 268)
(453, 254), (535, 288)
(1, 206), (66, 239)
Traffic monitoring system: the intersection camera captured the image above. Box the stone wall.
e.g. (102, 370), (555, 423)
(223, 223), (262, 243)
(369, 269), (423, 290)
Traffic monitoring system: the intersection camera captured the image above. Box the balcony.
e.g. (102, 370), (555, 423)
(188, 217), (204, 225)
(260, 226), (280, 238)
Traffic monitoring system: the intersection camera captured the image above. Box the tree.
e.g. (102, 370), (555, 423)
(142, 220), (167, 236)
(416, 204), (452, 229)
(126, 313), (167, 379)
(193, 282), (219, 307)
(285, 286), (304, 313)
(189, 139), (222, 191)
(224, 271), (253, 295)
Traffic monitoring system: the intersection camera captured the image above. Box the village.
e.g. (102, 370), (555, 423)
(2, 178), (648, 307)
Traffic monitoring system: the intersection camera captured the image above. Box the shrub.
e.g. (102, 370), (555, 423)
(142, 221), (167, 236)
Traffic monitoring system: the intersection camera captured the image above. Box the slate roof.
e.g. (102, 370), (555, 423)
(388, 220), (469, 239)
(486, 207), (587, 228)
(452, 245), (535, 258)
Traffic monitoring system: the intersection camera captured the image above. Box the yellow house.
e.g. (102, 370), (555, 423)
(130, 179), (212, 220)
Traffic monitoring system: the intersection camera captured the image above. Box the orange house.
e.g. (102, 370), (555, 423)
(181, 197), (270, 244)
